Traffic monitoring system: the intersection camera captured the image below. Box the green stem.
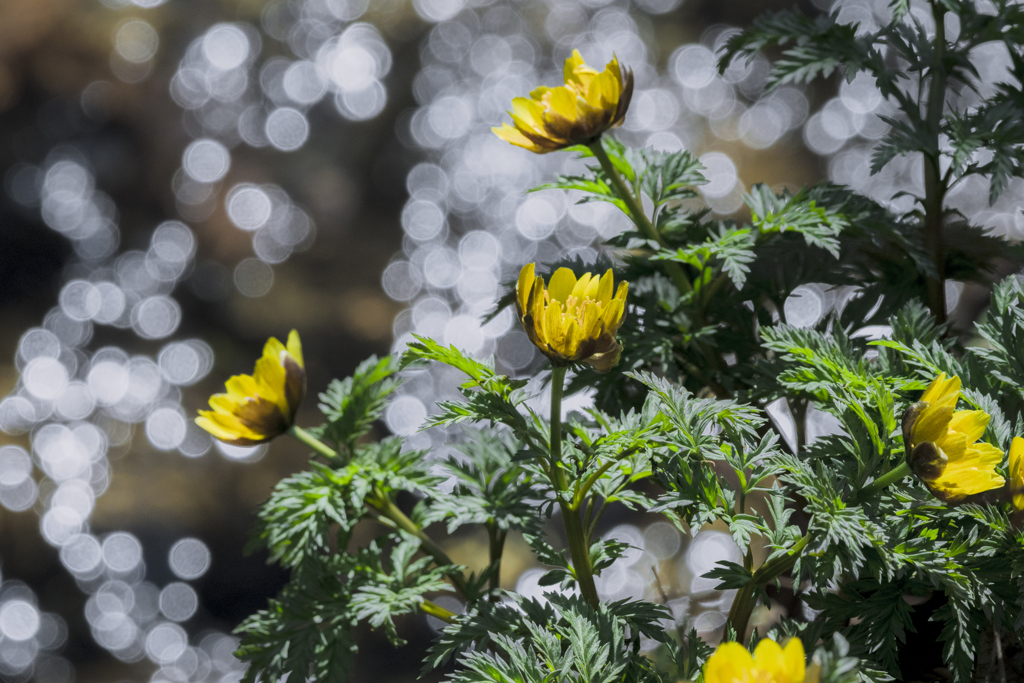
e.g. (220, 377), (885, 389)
(549, 365), (600, 608)
(573, 447), (639, 509)
(923, 3), (948, 323)
(727, 535), (810, 640)
(849, 460), (912, 507)
(420, 599), (457, 623)
(487, 524), (507, 595)
(374, 493), (472, 599)
(288, 425), (339, 460)
(285, 426), (472, 600)
(588, 140), (693, 295)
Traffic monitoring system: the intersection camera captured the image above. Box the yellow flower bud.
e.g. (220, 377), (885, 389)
(515, 263), (628, 373)
(492, 50), (634, 154)
(902, 372), (1004, 503)
(703, 638), (815, 683)
(196, 330), (305, 445)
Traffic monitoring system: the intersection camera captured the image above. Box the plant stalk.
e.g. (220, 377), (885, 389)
(849, 460), (912, 507)
(588, 140), (693, 295)
(420, 600), (457, 623)
(487, 524), (507, 595)
(549, 365), (600, 608)
(728, 535), (810, 640)
(923, 4), (948, 323)
(288, 425), (339, 460)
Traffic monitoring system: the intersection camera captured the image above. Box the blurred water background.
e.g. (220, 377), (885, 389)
(0, 0), (1020, 681)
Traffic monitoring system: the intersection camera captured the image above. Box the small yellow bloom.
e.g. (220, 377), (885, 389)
(1008, 437), (1024, 510)
(196, 331), (305, 445)
(904, 373), (1005, 503)
(515, 263), (628, 373)
(492, 49), (634, 154)
(703, 638), (817, 683)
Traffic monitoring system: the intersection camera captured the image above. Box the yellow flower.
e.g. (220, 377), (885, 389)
(1008, 437), (1024, 510)
(515, 263), (628, 373)
(903, 373), (1005, 503)
(196, 331), (305, 445)
(492, 49), (634, 154)
(703, 638), (817, 683)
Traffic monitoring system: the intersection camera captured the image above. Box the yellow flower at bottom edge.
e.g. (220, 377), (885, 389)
(492, 49), (634, 154)
(903, 372), (1005, 504)
(1008, 436), (1024, 510)
(196, 330), (305, 445)
(703, 638), (817, 683)
(515, 263), (628, 373)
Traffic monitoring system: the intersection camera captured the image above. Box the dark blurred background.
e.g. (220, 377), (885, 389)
(3, 0), (1012, 681)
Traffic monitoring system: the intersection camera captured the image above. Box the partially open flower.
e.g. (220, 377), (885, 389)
(703, 638), (817, 683)
(1009, 437), (1024, 510)
(515, 263), (628, 373)
(196, 331), (305, 445)
(903, 373), (1005, 503)
(492, 50), (634, 154)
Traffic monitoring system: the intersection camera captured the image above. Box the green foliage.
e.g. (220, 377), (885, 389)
(237, 3), (1024, 683)
(314, 355), (402, 452)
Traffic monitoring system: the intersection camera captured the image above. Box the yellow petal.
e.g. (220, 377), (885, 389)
(544, 304), (564, 357)
(596, 269), (614, 305)
(563, 49), (586, 86)
(1010, 436), (1024, 482)
(528, 276), (547, 344)
(547, 86), (581, 120)
(600, 298), (625, 332)
(579, 300), (602, 339)
(939, 432), (968, 463)
(911, 404), (954, 446)
(585, 68), (621, 110)
(561, 315), (582, 359)
(752, 639), (786, 677)
(920, 373), (961, 406)
(254, 347), (290, 418)
(286, 330), (304, 368)
(782, 638), (807, 682)
(704, 642), (754, 683)
(563, 49), (598, 91)
(492, 124), (545, 153)
(947, 410), (989, 443)
(510, 98), (548, 136)
(225, 374), (259, 399)
(583, 273), (601, 301)
(570, 272), (593, 303)
(547, 268), (578, 307)
(517, 263), (537, 315)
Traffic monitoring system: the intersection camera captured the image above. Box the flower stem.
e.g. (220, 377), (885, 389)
(588, 140), (693, 295)
(420, 599), (457, 623)
(923, 3), (948, 323)
(549, 365), (600, 608)
(285, 426), (472, 600)
(727, 534), (810, 640)
(374, 493), (472, 599)
(849, 460), (912, 507)
(288, 425), (339, 460)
